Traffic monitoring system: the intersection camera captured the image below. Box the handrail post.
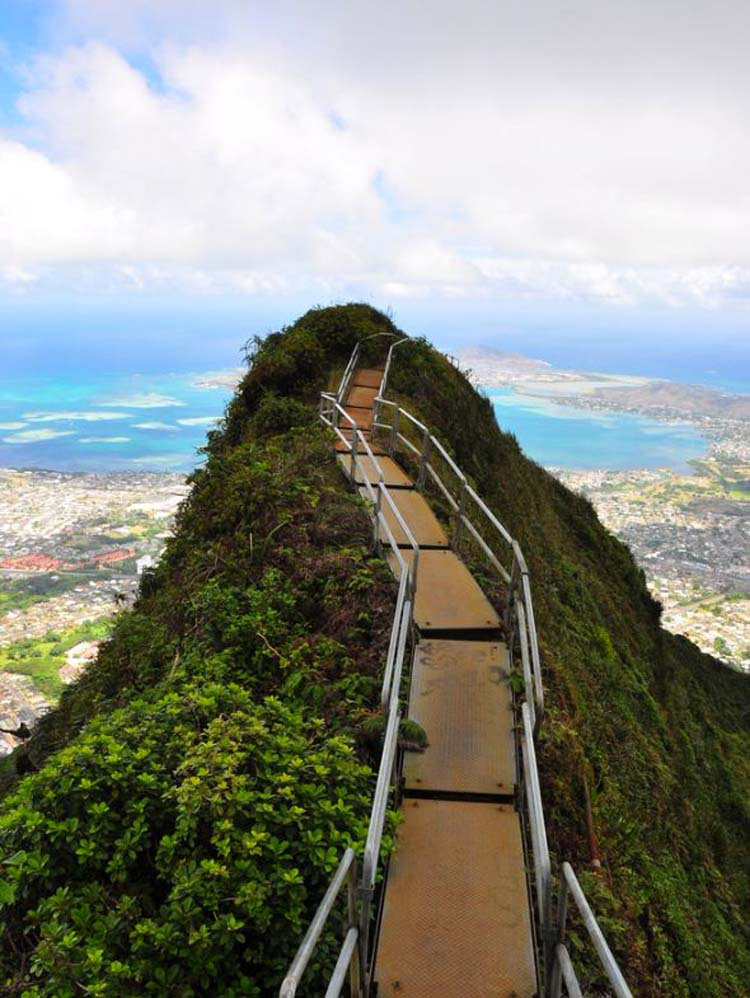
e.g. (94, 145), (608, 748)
(373, 480), (383, 550)
(350, 426), (358, 479)
(505, 545), (520, 632)
(453, 477), (467, 551)
(358, 872), (374, 997)
(390, 405), (400, 457)
(348, 858), (363, 998)
(417, 430), (431, 491)
(548, 872), (569, 998)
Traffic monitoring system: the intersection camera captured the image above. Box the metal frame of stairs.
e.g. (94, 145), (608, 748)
(280, 336), (632, 998)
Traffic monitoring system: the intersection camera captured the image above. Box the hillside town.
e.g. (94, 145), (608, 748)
(2, 398), (749, 756)
(0, 469), (188, 753)
(555, 468), (750, 670)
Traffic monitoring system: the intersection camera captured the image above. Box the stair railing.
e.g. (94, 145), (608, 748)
(369, 354), (630, 998)
(283, 341), (632, 998)
(282, 396), (417, 997)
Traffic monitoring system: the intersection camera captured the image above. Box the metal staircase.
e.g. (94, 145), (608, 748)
(280, 336), (632, 998)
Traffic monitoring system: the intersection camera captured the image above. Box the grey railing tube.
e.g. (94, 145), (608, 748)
(325, 926), (360, 998)
(516, 601), (535, 732)
(521, 703), (551, 926)
(552, 945), (583, 998)
(279, 848), (356, 998)
(561, 863), (633, 998)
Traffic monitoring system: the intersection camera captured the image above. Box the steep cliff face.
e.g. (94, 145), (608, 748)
(386, 336), (750, 995)
(0, 304), (748, 996)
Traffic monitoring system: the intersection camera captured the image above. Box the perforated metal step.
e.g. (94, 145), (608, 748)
(351, 368), (383, 388)
(359, 486), (448, 547)
(347, 385), (379, 408)
(338, 454), (414, 488)
(374, 798), (537, 997)
(404, 639), (516, 796)
(387, 548), (501, 632)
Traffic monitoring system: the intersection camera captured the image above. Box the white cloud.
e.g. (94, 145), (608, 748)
(2, 2), (750, 305)
(98, 392), (185, 408)
(3, 428), (76, 443)
(79, 436), (130, 443)
(23, 410), (132, 422)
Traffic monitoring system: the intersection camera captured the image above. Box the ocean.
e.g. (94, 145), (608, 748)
(1, 302), (746, 474)
(486, 389), (707, 472)
(0, 367), (711, 474)
(0, 371), (237, 473)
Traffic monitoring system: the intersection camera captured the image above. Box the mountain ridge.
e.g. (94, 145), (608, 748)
(0, 304), (748, 996)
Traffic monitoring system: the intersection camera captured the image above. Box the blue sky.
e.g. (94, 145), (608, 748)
(1, 1), (749, 364)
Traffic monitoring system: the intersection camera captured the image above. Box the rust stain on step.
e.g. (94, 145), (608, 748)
(347, 385), (379, 408)
(352, 368), (383, 388)
(339, 454), (414, 488)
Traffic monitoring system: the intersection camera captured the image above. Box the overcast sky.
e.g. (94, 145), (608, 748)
(2, 0), (750, 316)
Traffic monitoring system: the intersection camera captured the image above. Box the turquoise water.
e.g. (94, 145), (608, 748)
(0, 371), (709, 474)
(487, 388), (707, 471)
(0, 371), (236, 472)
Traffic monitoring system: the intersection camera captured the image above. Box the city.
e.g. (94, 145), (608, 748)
(0, 468), (188, 753)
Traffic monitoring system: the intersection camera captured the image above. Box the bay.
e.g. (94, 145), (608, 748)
(0, 370), (238, 473)
(486, 388), (707, 472)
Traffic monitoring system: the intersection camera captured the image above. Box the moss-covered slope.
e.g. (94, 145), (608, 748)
(1, 304), (748, 996)
(386, 336), (750, 996)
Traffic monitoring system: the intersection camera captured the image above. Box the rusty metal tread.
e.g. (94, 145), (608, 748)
(404, 640), (516, 796)
(343, 405), (374, 429)
(359, 487), (448, 547)
(375, 799), (537, 997)
(352, 368), (383, 388)
(335, 436), (385, 455)
(338, 454), (414, 488)
(346, 385), (379, 408)
(387, 548), (501, 632)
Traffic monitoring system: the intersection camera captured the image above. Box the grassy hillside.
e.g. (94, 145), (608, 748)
(0, 304), (748, 996)
(386, 337), (750, 995)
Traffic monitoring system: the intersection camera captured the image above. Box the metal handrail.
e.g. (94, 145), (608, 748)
(288, 386), (418, 997)
(280, 848), (360, 998)
(370, 348), (628, 998)
(550, 864), (633, 998)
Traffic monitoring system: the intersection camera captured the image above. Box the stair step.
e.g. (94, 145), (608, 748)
(351, 368), (383, 388)
(359, 487), (448, 547)
(387, 548), (501, 632)
(374, 799), (537, 998)
(334, 436), (385, 455)
(343, 405), (374, 429)
(346, 385), (379, 408)
(338, 454), (414, 488)
(404, 639), (516, 796)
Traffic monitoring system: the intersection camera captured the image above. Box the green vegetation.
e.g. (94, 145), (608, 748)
(0, 575), (91, 616)
(0, 620), (112, 701)
(0, 304), (748, 995)
(0, 305), (399, 996)
(713, 636), (732, 657)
